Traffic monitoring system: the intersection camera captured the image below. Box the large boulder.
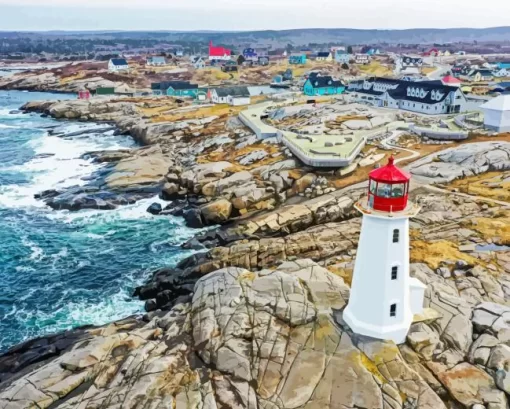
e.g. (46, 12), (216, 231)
(200, 199), (233, 224)
(202, 171), (253, 197)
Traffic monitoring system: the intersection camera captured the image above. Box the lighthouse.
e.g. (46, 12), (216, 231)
(343, 157), (425, 344)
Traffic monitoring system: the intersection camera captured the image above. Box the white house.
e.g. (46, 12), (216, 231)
(316, 52), (332, 62)
(146, 56), (166, 66)
(355, 54), (370, 65)
(493, 68), (510, 78)
(108, 58), (129, 73)
(191, 56), (206, 69)
(481, 95), (510, 133)
(395, 55), (423, 75)
(343, 157), (424, 344)
(209, 86), (251, 106)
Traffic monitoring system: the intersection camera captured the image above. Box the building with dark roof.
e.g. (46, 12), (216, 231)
(303, 75), (345, 96)
(209, 86), (251, 106)
(108, 58), (129, 72)
(347, 77), (467, 114)
(316, 52), (332, 61)
(151, 81), (199, 97)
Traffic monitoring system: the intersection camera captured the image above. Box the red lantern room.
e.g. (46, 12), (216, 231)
(367, 156), (411, 212)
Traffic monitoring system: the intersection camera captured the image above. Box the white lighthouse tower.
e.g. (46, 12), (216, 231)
(343, 157), (425, 344)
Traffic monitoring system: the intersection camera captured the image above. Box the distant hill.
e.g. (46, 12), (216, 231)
(8, 26), (510, 46)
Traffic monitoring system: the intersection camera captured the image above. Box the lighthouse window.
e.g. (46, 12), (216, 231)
(376, 183), (392, 198)
(369, 180), (377, 194)
(390, 304), (397, 317)
(391, 266), (398, 280)
(392, 229), (400, 243)
(391, 183), (406, 198)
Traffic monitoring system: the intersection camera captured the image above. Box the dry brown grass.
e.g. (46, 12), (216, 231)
(410, 240), (479, 268)
(448, 171), (510, 202)
(462, 211), (510, 246)
(421, 67), (437, 75)
(197, 143), (283, 171)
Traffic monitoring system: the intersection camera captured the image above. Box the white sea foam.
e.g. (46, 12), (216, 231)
(0, 123), (20, 129)
(51, 195), (170, 223)
(21, 236), (44, 261)
(0, 108), (25, 118)
(0, 125), (131, 210)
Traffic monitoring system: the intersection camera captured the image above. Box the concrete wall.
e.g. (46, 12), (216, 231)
(409, 124), (468, 140)
(277, 131), (366, 168)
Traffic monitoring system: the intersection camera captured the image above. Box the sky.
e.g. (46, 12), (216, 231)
(1, 0), (510, 31)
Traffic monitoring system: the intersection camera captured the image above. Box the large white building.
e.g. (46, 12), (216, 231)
(347, 77), (467, 115)
(481, 95), (510, 133)
(343, 157), (425, 344)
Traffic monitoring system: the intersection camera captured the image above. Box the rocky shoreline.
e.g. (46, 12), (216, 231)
(3, 95), (510, 409)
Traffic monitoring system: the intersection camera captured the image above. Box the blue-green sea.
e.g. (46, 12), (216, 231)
(0, 90), (195, 352)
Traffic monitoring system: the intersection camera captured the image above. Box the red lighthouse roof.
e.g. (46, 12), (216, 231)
(369, 156), (411, 183)
(209, 41), (231, 58)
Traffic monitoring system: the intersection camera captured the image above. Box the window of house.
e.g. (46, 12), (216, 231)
(393, 229), (400, 243)
(390, 303), (397, 317)
(391, 266), (398, 280)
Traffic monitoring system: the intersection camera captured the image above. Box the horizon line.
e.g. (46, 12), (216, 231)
(1, 25), (510, 34)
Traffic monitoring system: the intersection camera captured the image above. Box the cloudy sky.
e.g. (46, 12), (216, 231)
(0, 0), (509, 31)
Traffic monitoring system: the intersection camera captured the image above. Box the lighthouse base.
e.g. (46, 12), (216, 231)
(343, 307), (413, 344)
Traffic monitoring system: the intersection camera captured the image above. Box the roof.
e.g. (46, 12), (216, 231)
(442, 75), (461, 84)
(110, 58), (128, 66)
(386, 82), (459, 104)
(317, 52), (331, 58)
(369, 157), (411, 183)
(152, 81), (198, 91)
(209, 41), (231, 57)
(307, 75), (344, 89)
(167, 81), (198, 90)
(213, 86), (250, 97)
(148, 56), (165, 63)
(481, 95), (510, 111)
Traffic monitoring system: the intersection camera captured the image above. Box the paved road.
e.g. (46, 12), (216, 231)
(426, 63), (451, 80)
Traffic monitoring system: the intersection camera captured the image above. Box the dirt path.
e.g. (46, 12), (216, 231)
(380, 131), (421, 164)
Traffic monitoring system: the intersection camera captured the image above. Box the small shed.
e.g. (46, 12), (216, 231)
(78, 90), (90, 100)
(481, 95), (510, 133)
(96, 87), (115, 96)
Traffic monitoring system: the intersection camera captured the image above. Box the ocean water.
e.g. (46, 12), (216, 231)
(0, 91), (196, 352)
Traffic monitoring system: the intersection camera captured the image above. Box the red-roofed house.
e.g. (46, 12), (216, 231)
(441, 75), (462, 87)
(209, 41), (231, 61)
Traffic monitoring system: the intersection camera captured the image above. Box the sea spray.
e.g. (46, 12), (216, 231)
(0, 91), (197, 352)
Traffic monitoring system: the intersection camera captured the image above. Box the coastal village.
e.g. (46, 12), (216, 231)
(3, 36), (510, 409)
